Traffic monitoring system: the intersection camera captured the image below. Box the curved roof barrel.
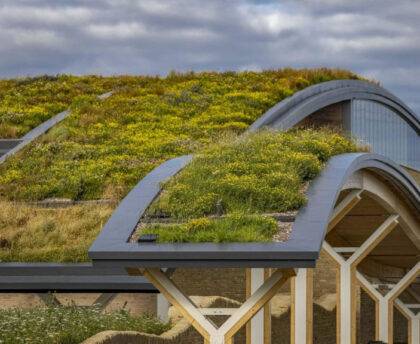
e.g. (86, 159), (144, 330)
(248, 79), (420, 133)
(88, 80), (420, 268)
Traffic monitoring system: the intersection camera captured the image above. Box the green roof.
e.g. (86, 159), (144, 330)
(136, 129), (360, 243)
(0, 68), (361, 262)
(0, 75), (124, 138)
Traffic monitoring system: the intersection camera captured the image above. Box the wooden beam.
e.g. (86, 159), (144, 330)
(37, 293), (61, 306)
(143, 268), (215, 340)
(333, 247), (358, 253)
(406, 288), (420, 303)
(221, 269), (295, 342)
(372, 283), (396, 289)
(93, 293), (117, 310)
(381, 263), (420, 343)
(411, 314), (420, 344)
(347, 215), (399, 267)
(246, 268), (265, 344)
(200, 308), (238, 316)
(356, 271), (381, 340)
(325, 215), (398, 344)
(264, 268), (272, 344)
(291, 268), (313, 344)
(246, 268), (272, 344)
(394, 299), (418, 344)
(157, 293), (170, 322)
(327, 190), (363, 233)
(322, 242), (345, 265)
(394, 299), (416, 318)
(386, 262), (420, 302)
(405, 304), (420, 309)
(143, 268), (293, 344)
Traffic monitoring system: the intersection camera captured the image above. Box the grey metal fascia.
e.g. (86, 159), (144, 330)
(0, 263), (157, 292)
(0, 275), (156, 292)
(289, 153), (420, 255)
(248, 80), (420, 133)
(89, 155), (193, 251)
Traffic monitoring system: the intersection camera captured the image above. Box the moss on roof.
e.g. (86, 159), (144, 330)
(0, 68), (363, 262)
(137, 129), (361, 243)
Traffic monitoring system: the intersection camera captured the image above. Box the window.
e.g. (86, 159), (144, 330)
(351, 100), (420, 170)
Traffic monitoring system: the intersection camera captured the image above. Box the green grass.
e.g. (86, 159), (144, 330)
(0, 305), (169, 344)
(140, 213), (278, 243)
(140, 129), (361, 243)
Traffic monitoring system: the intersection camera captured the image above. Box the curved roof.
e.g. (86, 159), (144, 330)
(3, 78), (419, 291)
(290, 153), (420, 255)
(88, 153), (419, 268)
(88, 79), (420, 268)
(248, 79), (420, 133)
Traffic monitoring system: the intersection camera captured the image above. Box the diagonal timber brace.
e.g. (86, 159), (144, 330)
(141, 268), (295, 343)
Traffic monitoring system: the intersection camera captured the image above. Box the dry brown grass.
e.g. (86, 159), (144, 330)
(0, 201), (113, 262)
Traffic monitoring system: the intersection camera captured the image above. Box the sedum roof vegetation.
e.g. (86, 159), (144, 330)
(0, 75), (136, 138)
(137, 129), (360, 243)
(0, 68), (363, 262)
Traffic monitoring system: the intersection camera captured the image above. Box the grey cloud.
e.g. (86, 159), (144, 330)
(0, 0), (419, 113)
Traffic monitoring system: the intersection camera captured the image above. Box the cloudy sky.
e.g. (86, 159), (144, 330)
(0, 0), (419, 112)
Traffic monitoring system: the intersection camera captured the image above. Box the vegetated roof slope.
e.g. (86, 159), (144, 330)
(0, 75), (141, 138)
(136, 129), (360, 243)
(0, 68), (361, 262)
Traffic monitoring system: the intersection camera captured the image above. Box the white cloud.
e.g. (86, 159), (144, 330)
(0, 28), (62, 48)
(239, 4), (307, 35)
(86, 22), (147, 39)
(0, 0), (418, 113)
(321, 36), (415, 52)
(0, 5), (93, 25)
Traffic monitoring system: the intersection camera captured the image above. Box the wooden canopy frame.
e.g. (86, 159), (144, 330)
(322, 170), (420, 344)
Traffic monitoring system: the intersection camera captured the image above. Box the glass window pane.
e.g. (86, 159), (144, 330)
(351, 100), (420, 170)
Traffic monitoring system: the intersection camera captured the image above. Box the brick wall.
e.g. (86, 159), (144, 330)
(359, 289), (376, 344)
(393, 306), (408, 344)
(173, 268), (247, 302)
